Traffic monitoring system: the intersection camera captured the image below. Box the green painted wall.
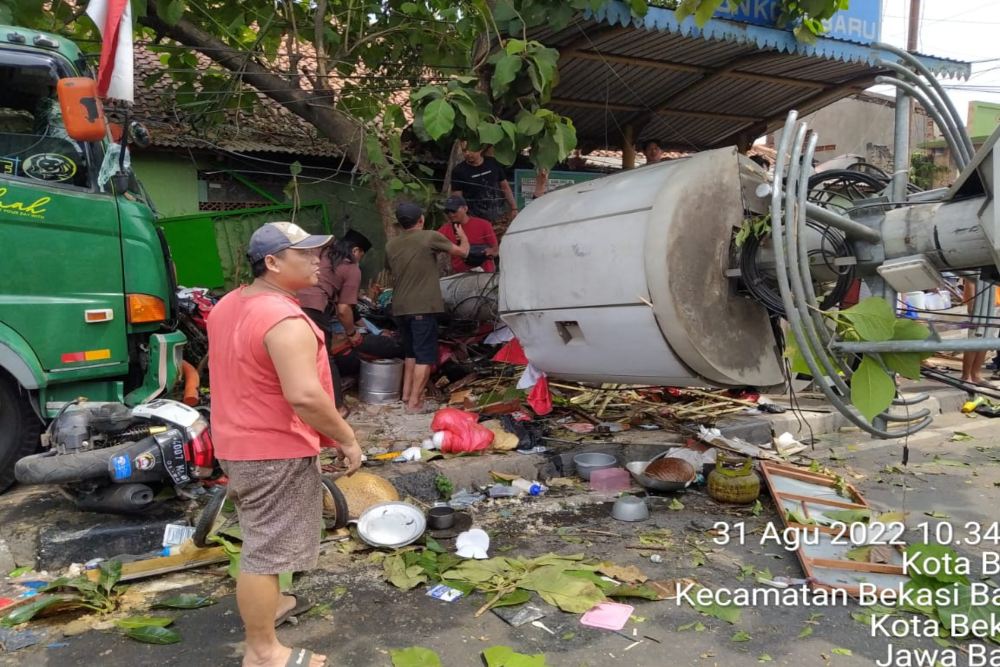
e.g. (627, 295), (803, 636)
(295, 178), (387, 286)
(968, 101), (1000, 139)
(132, 153), (200, 218)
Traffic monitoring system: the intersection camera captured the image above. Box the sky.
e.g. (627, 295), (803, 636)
(878, 0), (1000, 121)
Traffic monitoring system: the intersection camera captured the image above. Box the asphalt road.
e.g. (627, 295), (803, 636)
(3, 410), (1000, 667)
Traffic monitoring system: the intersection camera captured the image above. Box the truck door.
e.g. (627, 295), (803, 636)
(0, 52), (127, 375)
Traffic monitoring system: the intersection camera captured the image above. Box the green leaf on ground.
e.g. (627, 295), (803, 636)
(798, 625), (813, 638)
(925, 511), (951, 519)
(905, 544), (970, 586)
(950, 432), (974, 442)
(7, 566), (31, 578)
(492, 589), (532, 609)
(115, 616), (174, 629)
(831, 648), (853, 656)
(936, 583), (1000, 641)
(383, 554), (428, 591)
(687, 586), (741, 624)
(1, 594), (77, 627)
(823, 509), (871, 524)
(669, 498), (684, 511)
(751, 500), (763, 517)
(125, 625), (181, 644)
(758, 655), (773, 663)
(483, 645), (548, 667)
(391, 647), (443, 667)
(151, 594), (216, 609)
(732, 630), (752, 642)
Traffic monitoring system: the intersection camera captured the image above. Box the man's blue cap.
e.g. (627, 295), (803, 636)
(247, 222), (333, 263)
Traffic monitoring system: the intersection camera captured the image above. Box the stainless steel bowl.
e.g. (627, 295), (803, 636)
(611, 495), (650, 522)
(573, 452), (618, 480)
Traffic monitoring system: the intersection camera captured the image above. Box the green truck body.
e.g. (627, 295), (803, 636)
(0, 26), (185, 489)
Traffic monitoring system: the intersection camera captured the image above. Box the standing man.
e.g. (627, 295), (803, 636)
(642, 139), (664, 165)
(386, 202), (469, 413)
(209, 222), (363, 667)
(450, 143), (518, 225)
(438, 195), (498, 274)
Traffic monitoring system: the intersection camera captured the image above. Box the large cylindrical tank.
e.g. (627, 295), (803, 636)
(498, 147), (784, 388)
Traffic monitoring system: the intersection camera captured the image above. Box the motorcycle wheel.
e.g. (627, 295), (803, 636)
(321, 476), (349, 531)
(14, 440), (137, 486)
(0, 375), (42, 493)
(192, 485), (228, 548)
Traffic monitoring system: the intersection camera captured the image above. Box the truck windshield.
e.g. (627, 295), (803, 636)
(0, 50), (90, 189)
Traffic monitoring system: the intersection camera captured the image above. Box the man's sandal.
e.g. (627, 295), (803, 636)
(275, 596), (315, 628)
(285, 648), (325, 666)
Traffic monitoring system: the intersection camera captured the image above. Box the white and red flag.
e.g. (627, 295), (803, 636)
(86, 0), (134, 103)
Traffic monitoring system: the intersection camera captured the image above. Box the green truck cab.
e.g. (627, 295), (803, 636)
(0, 27), (185, 491)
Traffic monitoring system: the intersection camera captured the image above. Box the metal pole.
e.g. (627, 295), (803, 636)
(892, 88), (911, 202)
(833, 338), (1000, 353)
(805, 202), (882, 243)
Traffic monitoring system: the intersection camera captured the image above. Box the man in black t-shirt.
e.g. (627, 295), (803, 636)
(450, 143), (519, 224)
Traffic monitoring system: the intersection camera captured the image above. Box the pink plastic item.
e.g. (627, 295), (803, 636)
(589, 467), (631, 493)
(580, 602), (635, 631)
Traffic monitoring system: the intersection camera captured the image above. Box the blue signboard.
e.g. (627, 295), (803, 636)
(714, 0), (881, 44)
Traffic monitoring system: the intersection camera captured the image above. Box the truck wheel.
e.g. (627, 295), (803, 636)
(0, 376), (42, 493)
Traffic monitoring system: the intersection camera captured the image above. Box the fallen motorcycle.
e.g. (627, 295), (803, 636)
(14, 398), (216, 514)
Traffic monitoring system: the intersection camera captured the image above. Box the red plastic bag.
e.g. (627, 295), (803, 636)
(527, 375), (553, 416)
(431, 408), (495, 454)
(492, 338), (528, 365)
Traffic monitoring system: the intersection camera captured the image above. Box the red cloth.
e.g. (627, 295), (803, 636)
(90, 0), (130, 99)
(208, 288), (336, 460)
(431, 408), (494, 454)
(440, 216), (498, 273)
(492, 338), (528, 365)
(527, 375), (553, 416)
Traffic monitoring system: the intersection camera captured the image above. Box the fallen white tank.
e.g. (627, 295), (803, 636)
(498, 147), (784, 388)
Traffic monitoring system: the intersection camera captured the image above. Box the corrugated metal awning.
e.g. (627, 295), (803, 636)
(533, 1), (970, 152)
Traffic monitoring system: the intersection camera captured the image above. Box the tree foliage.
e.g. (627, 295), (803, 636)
(0, 0), (849, 225)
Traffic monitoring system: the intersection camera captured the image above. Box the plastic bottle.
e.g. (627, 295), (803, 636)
(511, 479), (546, 496)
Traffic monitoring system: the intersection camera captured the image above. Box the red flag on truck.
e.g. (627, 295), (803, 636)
(86, 0), (134, 102)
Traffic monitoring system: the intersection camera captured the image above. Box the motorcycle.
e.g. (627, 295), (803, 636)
(14, 398), (216, 514)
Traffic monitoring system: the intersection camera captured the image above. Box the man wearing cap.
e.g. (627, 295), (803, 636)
(386, 202), (470, 413)
(208, 221), (362, 667)
(439, 195), (499, 274)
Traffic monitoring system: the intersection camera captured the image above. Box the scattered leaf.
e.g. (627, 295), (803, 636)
(560, 631), (575, 640)
(669, 498), (684, 511)
(391, 647), (443, 667)
(688, 586), (741, 624)
(750, 500), (763, 517)
(7, 567), (31, 578)
(151, 594), (216, 609)
(798, 625), (813, 638)
(950, 432), (974, 442)
(482, 645), (548, 667)
(125, 625), (181, 644)
(831, 648), (852, 656)
(678, 621), (706, 632)
(758, 655), (773, 663)
(823, 509), (871, 524)
(597, 563), (648, 585)
(1, 594), (77, 626)
(732, 630), (752, 642)
(115, 616), (174, 629)
(925, 511), (951, 519)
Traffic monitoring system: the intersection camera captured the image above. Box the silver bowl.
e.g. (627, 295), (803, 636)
(573, 452), (618, 480)
(611, 495), (649, 522)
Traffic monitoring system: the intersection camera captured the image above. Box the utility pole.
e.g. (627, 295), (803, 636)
(892, 0), (922, 202)
(907, 0), (922, 51)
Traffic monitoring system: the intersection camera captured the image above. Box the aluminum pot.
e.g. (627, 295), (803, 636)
(359, 358), (403, 404)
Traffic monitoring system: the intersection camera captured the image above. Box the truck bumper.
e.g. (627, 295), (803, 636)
(125, 331), (187, 406)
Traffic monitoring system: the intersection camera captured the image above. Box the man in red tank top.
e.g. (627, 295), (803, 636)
(208, 221), (362, 667)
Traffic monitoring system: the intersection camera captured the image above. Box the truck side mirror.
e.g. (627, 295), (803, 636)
(56, 77), (107, 142)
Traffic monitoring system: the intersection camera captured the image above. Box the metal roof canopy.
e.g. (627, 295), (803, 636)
(531, 1), (971, 153)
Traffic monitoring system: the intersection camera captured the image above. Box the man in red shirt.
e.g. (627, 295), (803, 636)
(439, 195), (499, 273)
(208, 221), (362, 667)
